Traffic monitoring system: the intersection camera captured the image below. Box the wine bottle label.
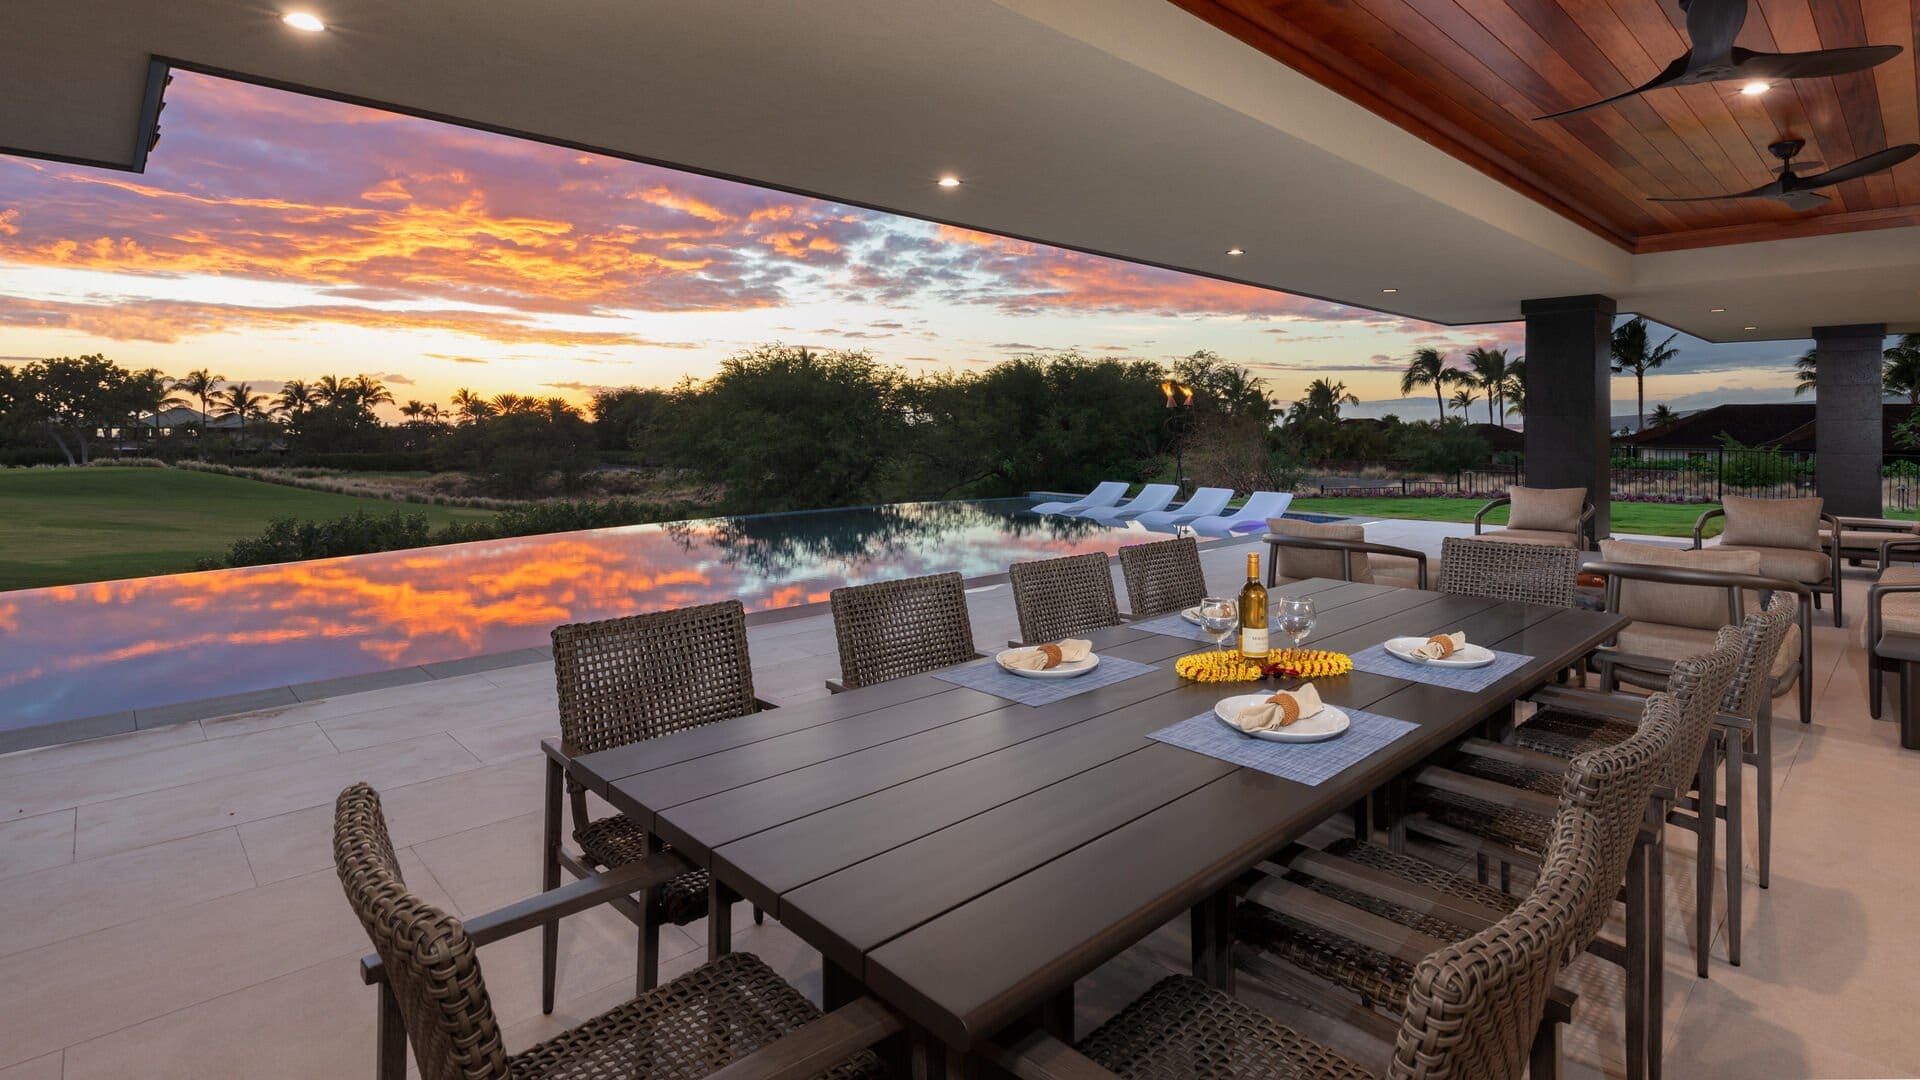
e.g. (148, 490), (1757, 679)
(1240, 627), (1269, 657)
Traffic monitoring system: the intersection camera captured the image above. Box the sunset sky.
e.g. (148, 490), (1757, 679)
(0, 71), (1817, 421)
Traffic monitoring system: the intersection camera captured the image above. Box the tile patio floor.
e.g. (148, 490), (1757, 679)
(2, 519), (1916, 1078)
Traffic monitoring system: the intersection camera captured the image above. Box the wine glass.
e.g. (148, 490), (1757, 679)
(1197, 596), (1237, 653)
(1277, 596), (1316, 650)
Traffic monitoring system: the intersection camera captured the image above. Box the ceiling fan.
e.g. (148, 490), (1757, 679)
(1537, 0), (1902, 120)
(1648, 138), (1920, 211)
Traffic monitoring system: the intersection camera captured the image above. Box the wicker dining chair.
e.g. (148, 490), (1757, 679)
(1438, 536), (1579, 608)
(336, 784), (893, 1080)
(1008, 551), (1123, 645)
(828, 571), (979, 691)
(988, 803), (1605, 1080)
(1231, 693), (1682, 1080)
(1117, 536), (1206, 618)
(1514, 598), (1796, 974)
(543, 601), (766, 1011)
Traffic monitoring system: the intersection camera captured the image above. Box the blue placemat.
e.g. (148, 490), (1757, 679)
(1148, 707), (1417, 786)
(931, 654), (1159, 706)
(1348, 643), (1534, 693)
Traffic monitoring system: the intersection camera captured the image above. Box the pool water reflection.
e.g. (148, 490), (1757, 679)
(0, 498), (1194, 731)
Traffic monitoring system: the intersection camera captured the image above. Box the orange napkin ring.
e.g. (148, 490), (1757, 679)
(1425, 634), (1456, 659)
(1038, 643), (1063, 670)
(1265, 692), (1301, 726)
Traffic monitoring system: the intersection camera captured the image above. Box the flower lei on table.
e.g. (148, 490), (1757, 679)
(1174, 648), (1353, 683)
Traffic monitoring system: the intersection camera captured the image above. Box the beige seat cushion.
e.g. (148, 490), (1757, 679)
(1828, 528), (1920, 559)
(1477, 528), (1580, 548)
(1267, 518), (1372, 583)
(1719, 544), (1831, 585)
(1598, 539), (1761, 631)
(1719, 494), (1822, 550)
(1372, 556), (1424, 589)
(1617, 621), (1799, 683)
(1507, 486), (1586, 533)
(1862, 566), (1920, 646)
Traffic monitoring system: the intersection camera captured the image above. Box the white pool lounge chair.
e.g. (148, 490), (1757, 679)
(1030, 481), (1130, 516)
(1081, 483), (1179, 524)
(1134, 487), (1233, 532)
(1188, 491), (1294, 537)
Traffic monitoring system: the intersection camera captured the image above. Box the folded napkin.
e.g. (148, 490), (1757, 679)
(1233, 683), (1324, 731)
(1411, 632), (1466, 660)
(998, 638), (1093, 671)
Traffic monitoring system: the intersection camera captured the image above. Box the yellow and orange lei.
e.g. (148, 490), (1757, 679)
(1174, 648), (1353, 683)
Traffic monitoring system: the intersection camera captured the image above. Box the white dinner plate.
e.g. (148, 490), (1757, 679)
(1212, 694), (1350, 742)
(996, 649), (1102, 680)
(1181, 606), (1204, 625)
(1383, 636), (1497, 669)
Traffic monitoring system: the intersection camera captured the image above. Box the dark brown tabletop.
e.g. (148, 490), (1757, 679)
(572, 579), (1628, 1050)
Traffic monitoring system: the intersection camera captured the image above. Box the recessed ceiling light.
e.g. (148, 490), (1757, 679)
(1381, 287), (1399, 294)
(936, 176), (961, 188)
(1739, 80), (1771, 96)
(1710, 307), (1725, 313)
(1225, 248), (1245, 256)
(1743, 326), (1758, 331)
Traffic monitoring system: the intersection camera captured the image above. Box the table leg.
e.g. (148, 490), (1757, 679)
(707, 878), (734, 959)
(823, 958), (863, 1011)
(1190, 889), (1234, 991)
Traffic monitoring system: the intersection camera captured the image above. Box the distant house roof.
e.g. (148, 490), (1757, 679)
(150, 406), (240, 429)
(1616, 402), (1919, 454)
(1469, 423), (1522, 452)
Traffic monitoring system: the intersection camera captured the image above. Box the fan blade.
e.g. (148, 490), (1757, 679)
(1686, 0), (1748, 65)
(1733, 44), (1903, 80)
(1536, 54), (1690, 120)
(1771, 189), (1832, 211)
(1649, 179), (1788, 202)
(1794, 144), (1920, 188)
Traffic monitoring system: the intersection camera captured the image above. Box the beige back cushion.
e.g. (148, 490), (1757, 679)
(1719, 495), (1822, 550)
(1507, 486), (1586, 532)
(1600, 539), (1761, 631)
(1268, 518), (1372, 583)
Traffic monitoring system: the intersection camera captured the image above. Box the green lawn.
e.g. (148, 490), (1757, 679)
(0, 468), (497, 591)
(1291, 496), (1725, 538)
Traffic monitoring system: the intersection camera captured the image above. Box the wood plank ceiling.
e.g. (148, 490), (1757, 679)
(1171, 0), (1920, 252)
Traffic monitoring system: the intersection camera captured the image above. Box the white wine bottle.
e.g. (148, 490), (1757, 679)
(1238, 552), (1269, 661)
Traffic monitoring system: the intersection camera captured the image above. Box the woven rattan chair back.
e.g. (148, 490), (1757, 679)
(1725, 595), (1797, 720)
(1438, 536), (1578, 607)
(1009, 552), (1123, 644)
(1117, 537), (1206, 618)
(830, 571), (977, 689)
(1554, 692), (1681, 952)
(1388, 806), (1605, 1080)
(551, 600), (758, 757)
(334, 783), (509, 1080)
(1648, 631), (1742, 798)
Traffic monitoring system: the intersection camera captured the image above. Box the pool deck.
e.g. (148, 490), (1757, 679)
(3, 517), (1918, 1077)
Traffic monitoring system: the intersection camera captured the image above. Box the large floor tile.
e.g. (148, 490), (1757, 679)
(0, 809), (74, 881)
(0, 1054), (61, 1080)
(448, 710), (553, 765)
(2, 723), (336, 819)
(0, 828), (256, 957)
(0, 720), (204, 781)
(319, 684), (556, 753)
(72, 732), (480, 860)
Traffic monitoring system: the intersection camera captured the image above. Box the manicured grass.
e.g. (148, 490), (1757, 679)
(1291, 496), (1724, 538)
(0, 467), (497, 592)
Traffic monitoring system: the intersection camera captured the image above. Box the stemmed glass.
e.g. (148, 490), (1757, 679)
(1277, 596), (1316, 650)
(1197, 596), (1238, 654)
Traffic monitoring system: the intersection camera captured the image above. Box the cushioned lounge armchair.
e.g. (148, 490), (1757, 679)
(827, 571), (981, 692)
(1862, 538), (1920, 733)
(1079, 482), (1177, 523)
(1263, 517), (1428, 589)
(1473, 486), (1597, 549)
(338, 784), (896, 1080)
(1824, 515), (1920, 566)
(1694, 494), (1841, 627)
(1007, 551), (1123, 645)
(1438, 536), (1578, 608)
(1116, 536), (1206, 617)
(1134, 486), (1231, 531)
(542, 601), (771, 1009)
(1030, 481), (1128, 515)
(1187, 490), (1292, 537)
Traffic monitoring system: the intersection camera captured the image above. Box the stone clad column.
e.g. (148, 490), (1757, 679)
(1522, 295), (1616, 538)
(1814, 323), (1887, 519)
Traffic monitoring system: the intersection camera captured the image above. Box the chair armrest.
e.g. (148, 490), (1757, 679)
(1259, 533), (1431, 587)
(360, 852), (695, 986)
(1578, 501), (1598, 548)
(706, 997), (905, 1080)
(1472, 496), (1511, 534)
(1452, 736), (1572, 777)
(1833, 516), (1918, 532)
(1878, 538), (1920, 570)
(1412, 765), (1561, 818)
(1691, 507), (1726, 549)
(983, 1028), (1121, 1080)
(1867, 580), (1920, 651)
(1525, 685), (1648, 722)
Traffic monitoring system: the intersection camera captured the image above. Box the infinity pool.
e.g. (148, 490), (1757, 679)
(1, 497), (1247, 733)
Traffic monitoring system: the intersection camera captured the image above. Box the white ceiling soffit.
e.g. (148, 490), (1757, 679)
(1, 0), (1915, 339)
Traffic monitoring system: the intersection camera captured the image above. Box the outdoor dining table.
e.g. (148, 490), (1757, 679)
(569, 577), (1629, 1072)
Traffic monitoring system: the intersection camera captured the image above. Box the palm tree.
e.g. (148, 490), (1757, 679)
(216, 382), (269, 447)
(173, 369), (225, 439)
(314, 374), (348, 406)
(451, 388), (495, 422)
(1295, 378), (1359, 423)
(1401, 348), (1464, 423)
(1885, 334), (1920, 404)
(490, 392), (538, 415)
(1502, 359), (1526, 417)
(130, 368), (185, 439)
(1449, 386), (1478, 420)
(349, 374), (395, 410)
(1792, 348), (1817, 396)
(399, 399), (427, 421)
(1648, 403), (1678, 428)
(274, 379), (317, 421)
(1464, 347), (1512, 424)
(541, 396), (583, 420)
(1610, 316), (1679, 431)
